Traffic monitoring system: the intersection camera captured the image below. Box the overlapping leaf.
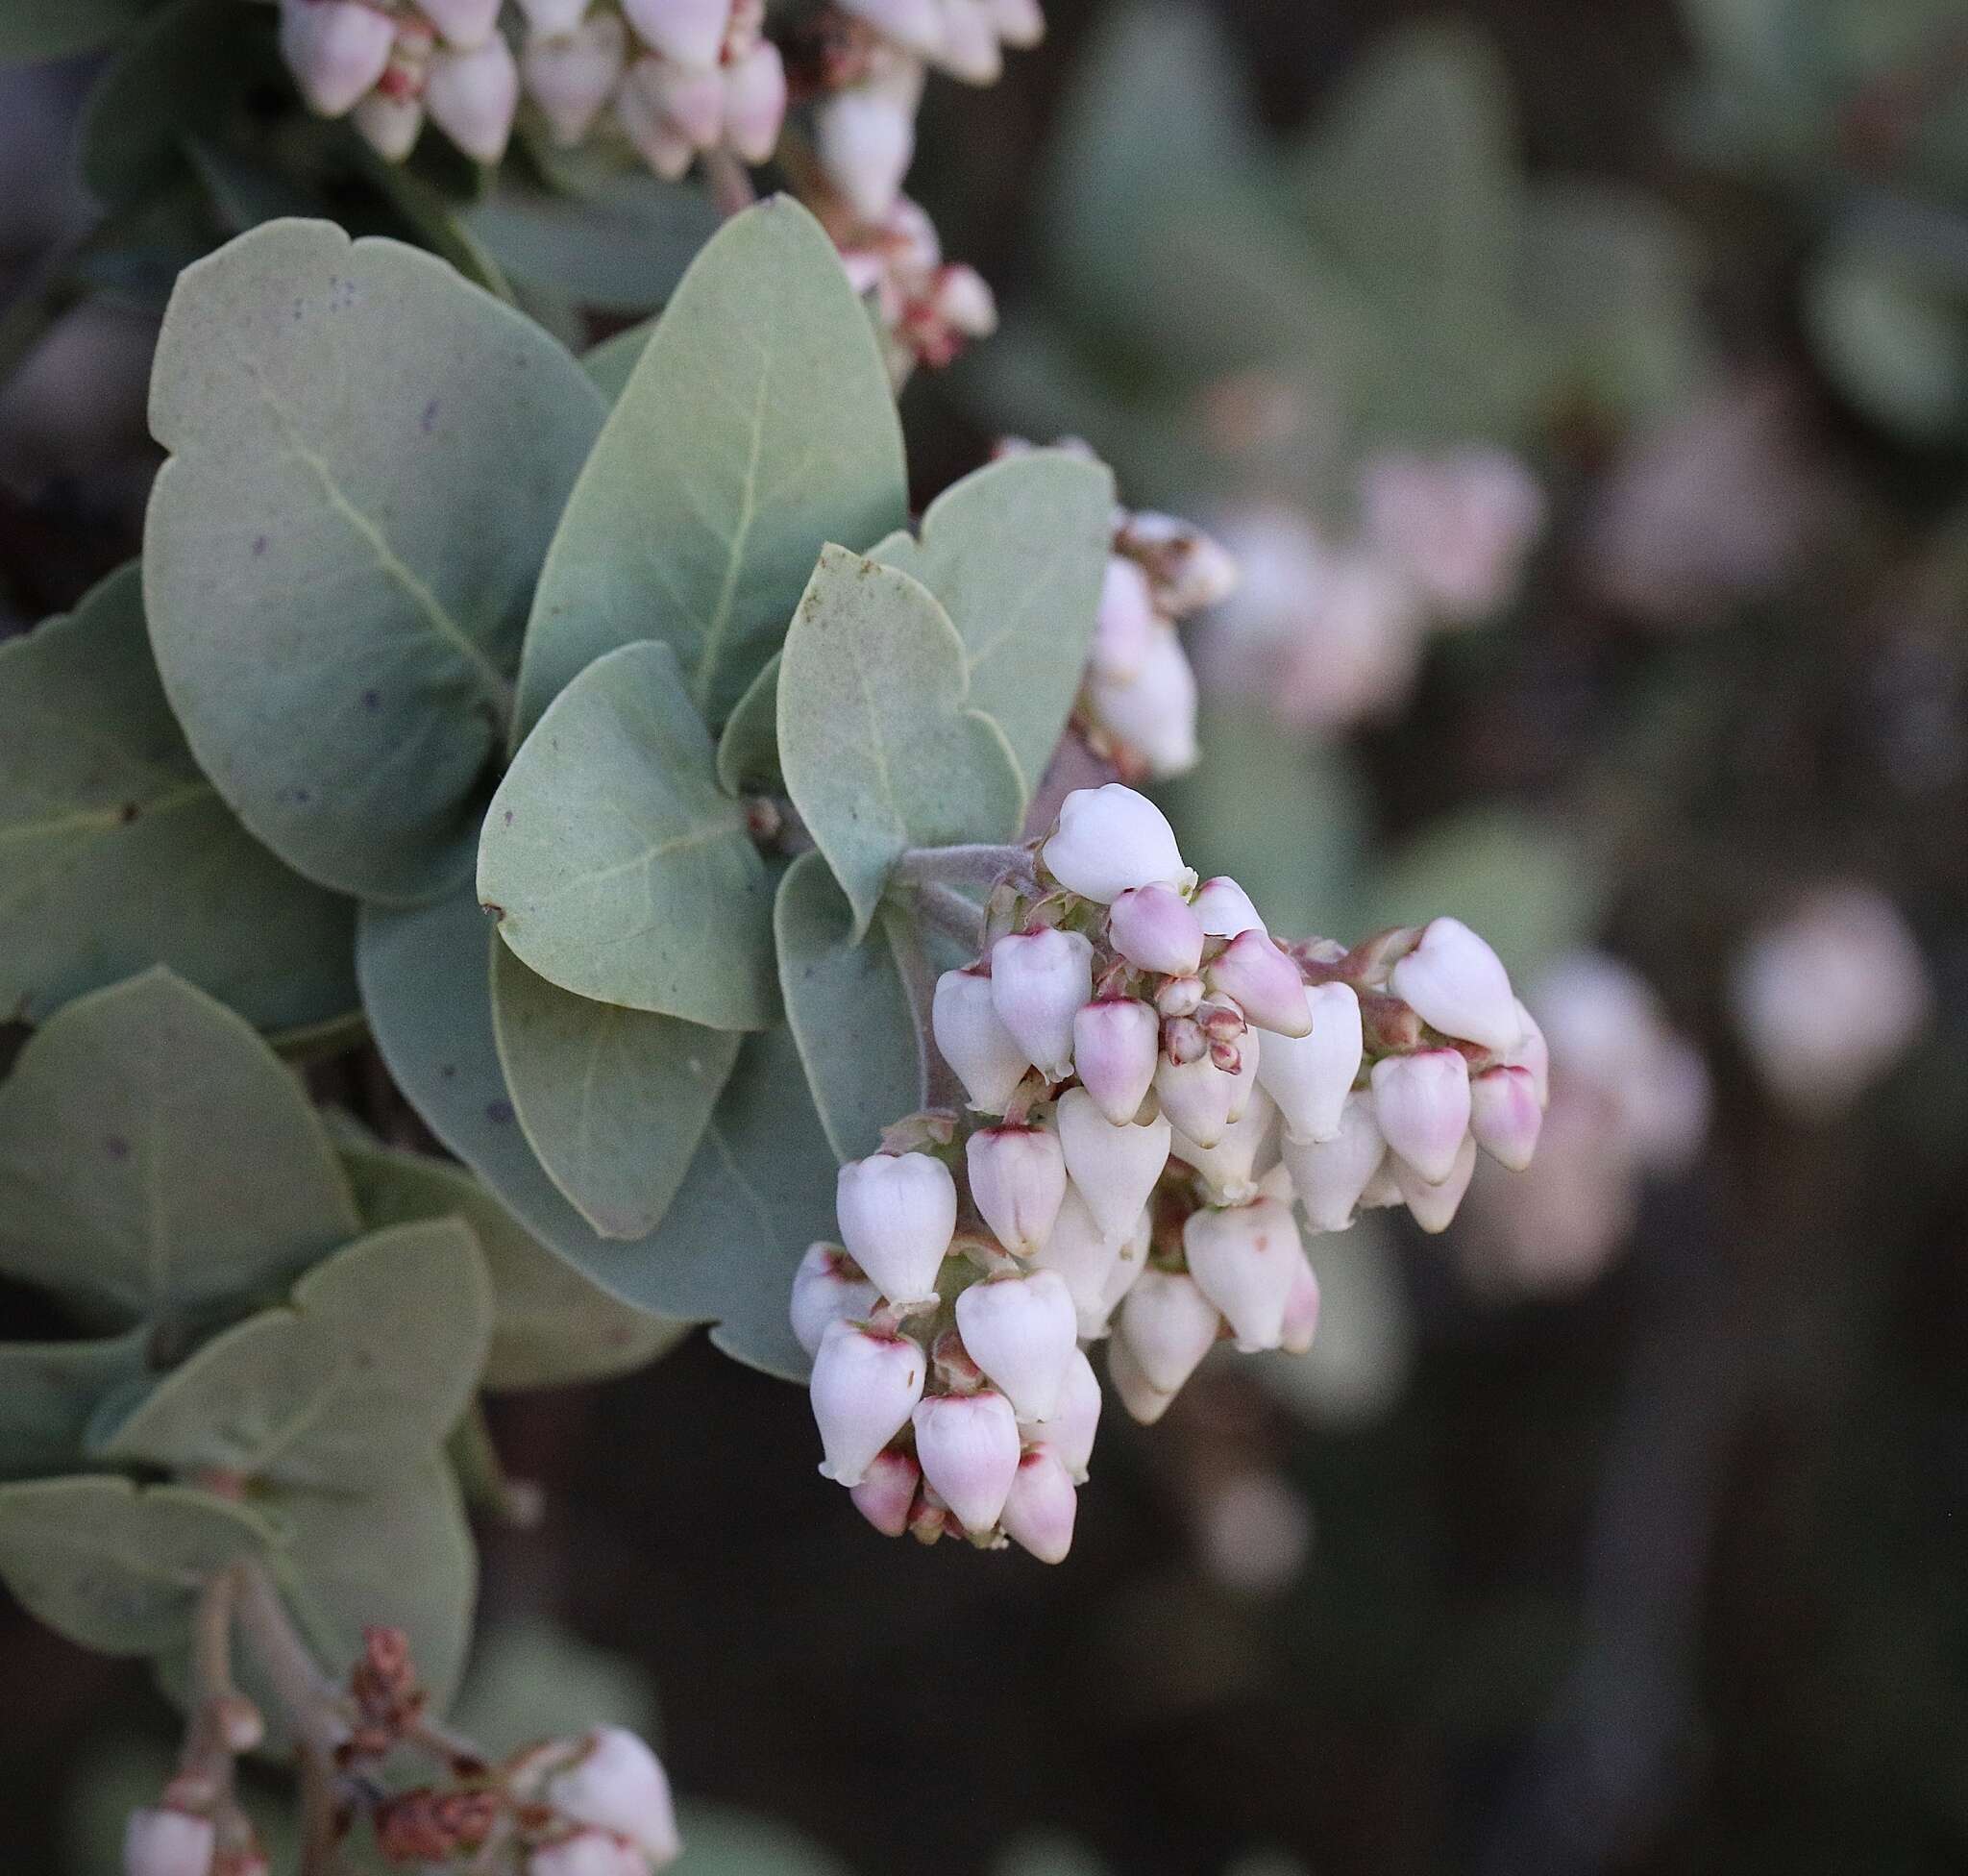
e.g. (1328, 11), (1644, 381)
(0, 1331), (151, 1481)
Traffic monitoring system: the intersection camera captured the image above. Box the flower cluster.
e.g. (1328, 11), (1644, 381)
(1198, 446), (1545, 729)
(836, 197), (997, 387)
(795, 783), (1545, 1560)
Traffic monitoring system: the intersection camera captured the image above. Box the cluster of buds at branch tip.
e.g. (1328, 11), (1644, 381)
(835, 197), (996, 386)
(796, 784), (1548, 1559)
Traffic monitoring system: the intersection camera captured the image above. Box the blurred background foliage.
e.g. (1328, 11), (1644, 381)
(4, 0), (1967, 1870)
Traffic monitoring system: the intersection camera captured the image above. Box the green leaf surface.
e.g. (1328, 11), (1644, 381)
(515, 195), (907, 733)
(0, 1476), (277, 1656)
(581, 320), (652, 402)
(90, 1220), (493, 1490)
(871, 451), (1115, 797)
(490, 941), (740, 1240)
(335, 1138), (687, 1391)
(0, 1331), (151, 1482)
(775, 852), (921, 1163)
(0, 0), (147, 64)
(777, 546), (1025, 938)
(143, 217), (606, 903)
(0, 970), (360, 1324)
(357, 887), (826, 1377)
(0, 563), (357, 1032)
(714, 650), (782, 796)
(480, 640), (775, 1028)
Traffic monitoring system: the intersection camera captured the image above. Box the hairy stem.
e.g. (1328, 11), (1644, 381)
(897, 844), (1038, 894)
(883, 903), (963, 1113)
(913, 880), (988, 953)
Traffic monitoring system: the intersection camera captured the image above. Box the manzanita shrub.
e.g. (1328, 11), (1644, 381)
(0, 8), (1560, 1872)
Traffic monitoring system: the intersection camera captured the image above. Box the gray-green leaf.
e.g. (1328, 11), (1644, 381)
(0, 969), (360, 1324)
(777, 545), (1024, 938)
(0, 563), (357, 1032)
(143, 217), (606, 903)
(714, 650), (781, 797)
(490, 940), (740, 1240)
(335, 1137), (687, 1391)
(515, 195), (907, 733)
(480, 639), (776, 1028)
(90, 1219), (493, 1490)
(0, 1330), (151, 1482)
(0, 1476), (277, 1656)
(775, 851), (921, 1162)
(871, 450), (1115, 798)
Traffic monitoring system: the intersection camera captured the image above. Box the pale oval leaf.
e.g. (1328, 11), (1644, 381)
(0, 1329), (151, 1481)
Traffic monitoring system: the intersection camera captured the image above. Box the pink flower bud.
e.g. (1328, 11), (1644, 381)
(933, 263), (996, 338)
(932, 967), (1031, 1114)
(1055, 1088), (1170, 1242)
(1279, 1254), (1320, 1354)
(622, 0), (730, 67)
(1093, 555), (1157, 682)
(518, 0), (592, 31)
(814, 73), (919, 222)
(1027, 1185), (1123, 1338)
(935, 0), (1003, 82)
(1085, 627), (1199, 778)
(789, 1241), (879, 1356)
(849, 1446), (920, 1537)
(1098, 1205), (1152, 1324)
(1109, 883), (1205, 976)
(1024, 1346), (1100, 1481)
(954, 1270), (1077, 1420)
(1107, 1330), (1176, 1425)
(1041, 783), (1192, 903)
(1508, 998), (1550, 1106)
(722, 37), (786, 161)
(1388, 916), (1522, 1053)
(353, 89), (423, 160)
(1222, 1029), (1260, 1123)
(1169, 1086), (1275, 1205)
(123, 1808), (214, 1876)
(1370, 1049), (1472, 1186)
(1191, 876), (1267, 938)
(966, 1123), (1067, 1257)
(1119, 1267), (1221, 1394)
(989, 928), (1094, 1080)
(810, 1320), (925, 1486)
(1182, 1196), (1302, 1352)
(426, 36), (519, 161)
(1154, 1049), (1236, 1148)
(529, 1833), (647, 1876)
(1071, 995), (1159, 1124)
(1162, 1014), (1207, 1066)
(839, 0), (945, 56)
(544, 1727), (680, 1865)
(1393, 1132), (1477, 1233)
(280, 0), (396, 116)
(1207, 930), (1313, 1038)
(1256, 979), (1363, 1143)
(1123, 510), (1238, 615)
(419, 0), (501, 47)
(1469, 1064), (1542, 1171)
(1156, 974), (1205, 1018)
(987, 0), (1046, 48)
(638, 50), (723, 143)
(912, 1389), (1021, 1533)
(834, 1150), (955, 1304)
(1000, 1447), (1077, 1563)
(616, 63), (696, 176)
(523, 11), (627, 146)
(1280, 1091), (1388, 1232)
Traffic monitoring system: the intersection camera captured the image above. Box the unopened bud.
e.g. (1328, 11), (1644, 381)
(622, 0), (730, 66)
(543, 1727), (679, 1866)
(1155, 1049), (1235, 1148)
(912, 1389), (1021, 1534)
(1156, 974), (1204, 1018)
(987, 0), (1046, 48)
(849, 1446), (921, 1537)
(1094, 555), (1157, 682)
(124, 1808), (215, 1876)
(1190, 876), (1267, 939)
(1119, 1267), (1221, 1395)
(529, 1833), (648, 1876)
(1110, 883), (1205, 976)
(1222, 1030), (1260, 1123)
(1468, 1064), (1542, 1171)
(617, 61), (696, 176)
(1000, 1447), (1077, 1563)
(723, 37), (786, 161)
(1041, 783), (1193, 903)
(1392, 1131), (1478, 1233)
(933, 966), (1031, 1114)
(1388, 916), (1522, 1054)
(1123, 510), (1239, 616)
(1169, 1086), (1275, 1205)
(1024, 1346), (1100, 1482)
(518, 0), (591, 30)
(1280, 1090), (1388, 1232)
(935, 0), (1003, 81)
(966, 1123), (1067, 1257)
(811, 1321), (925, 1486)
(989, 928), (1094, 1080)
(420, 0), (501, 46)
(426, 36), (519, 161)
(1370, 1049), (1471, 1186)
(954, 1270), (1077, 1421)
(789, 1242), (879, 1356)
(1256, 979), (1363, 1144)
(932, 263), (996, 339)
(1508, 999), (1550, 1107)
(353, 88), (423, 160)
(1054, 1089), (1169, 1242)
(1071, 995), (1160, 1124)
(1182, 1196), (1302, 1352)
(1026, 1185), (1123, 1338)
(1085, 627), (1200, 779)
(522, 12), (627, 146)
(280, 0), (395, 116)
(834, 1150), (955, 1305)
(1162, 1014), (1208, 1067)
(1208, 930), (1313, 1037)
(814, 74), (919, 223)
(1279, 1254), (1320, 1354)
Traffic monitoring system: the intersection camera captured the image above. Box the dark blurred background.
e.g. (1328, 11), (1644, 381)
(7, 1), (1968, 1871)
